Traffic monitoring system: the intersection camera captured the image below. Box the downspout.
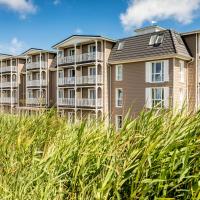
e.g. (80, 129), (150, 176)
(187, 58), (194, 112)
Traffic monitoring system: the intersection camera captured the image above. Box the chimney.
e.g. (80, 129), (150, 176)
(135, 25), (166, 36)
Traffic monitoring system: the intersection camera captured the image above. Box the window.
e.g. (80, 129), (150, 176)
(116, 88), (123, 107)
(58, 89), (64, 98)
(149, 34), (164, 45)
(35, 73), (40, 80)
(146, 60), (169, 83)
(145, 87), (169, 109)
(58, 70), (64, 78)
(117, 42), (124, 50)
(179, 60), (185, 83)
(28, 90), (33, 98)
(115, 115), (122, 130)
(36, 55), (40, 62)
(152, 88), (164, 108)
(58, 50), (64, 58)
(88, 44), (96, 53)
(68, 69), (75, 77)
(88, 67), (96, 76)
(68, 48), (75, 56)
(12, 60), (16, 66)
(152, 61), (164, 82)
(88, 89), (96, 99)
(27, 57), (32, 63)
(115, 65), (123, 81)
(68, 89), (75, 98)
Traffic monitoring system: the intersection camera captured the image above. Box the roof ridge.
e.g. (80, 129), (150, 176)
(169, 30), (177, 54)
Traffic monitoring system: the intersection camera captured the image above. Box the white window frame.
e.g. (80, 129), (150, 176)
(149, 34), (164, 45)
(68, 89), (75, 99)
(68, 48), (75, 56)
(58, 50), (64, 58)
(68, 69), (75, 77)
(88, 66), (96, 76)
(115, 115), (122, 130)
(151, 61), (164, 83)
(151, 87), (165, 108)
(58, 70), (64, 78)
(115, 65), (123, 81)
(59, 89), (64, 98)
(115, 88), (123, 107)
(88, 44), (96, 53)
(88, 89), (96, 99)
(179, 60), (185, 83)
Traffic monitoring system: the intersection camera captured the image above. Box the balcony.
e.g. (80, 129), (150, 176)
(26, 98), (46, 105)
(27, 80), (47, 87)
(58, 52), (103, 65)
(1, 97), (17, 104)
(58, 98), (75, 106)
(26, 61), (47, 70)
(58, 77), (75, 85)
(58, 98), (102, 107)
(0, 82), (17, 88)
(1, 66), (17, 73)
(76, 75), (102, 85)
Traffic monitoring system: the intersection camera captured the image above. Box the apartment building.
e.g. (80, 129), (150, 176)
(52, 35), (115, 122)
(18, 48), (56, 113)
(0, 54), (26, 113)
(0, 25), (199, 128)
(109, 26), (200, 129)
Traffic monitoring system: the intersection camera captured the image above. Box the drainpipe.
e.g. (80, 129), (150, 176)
(187, 58), (194, 112)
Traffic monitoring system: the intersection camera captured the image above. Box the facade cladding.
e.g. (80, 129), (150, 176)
(0, 26), (200, 128)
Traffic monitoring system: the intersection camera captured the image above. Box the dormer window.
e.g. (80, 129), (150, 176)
(117, 41), (124, 50)
(149, 34), (164, 45)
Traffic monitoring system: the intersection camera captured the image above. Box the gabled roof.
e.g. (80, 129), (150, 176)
(0, 53), (26, 60)
(52, 35), (116, 49)
(108, 30), (192, 64)
(21, 48), (56, 56)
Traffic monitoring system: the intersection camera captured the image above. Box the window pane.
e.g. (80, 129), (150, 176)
(156, 63), (161, 73)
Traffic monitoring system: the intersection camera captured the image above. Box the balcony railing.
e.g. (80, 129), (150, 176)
(26, 61), (47, 70)
(26, 98), (46, 105)
(27, 80), (47, 87)
(1, 66), (17, 73)
(58, 98), (102, 107)
(58, 77), (75, 85)
(1, 97), (17, 104)
(58, 52), (103, 65)
(58, 98), (75, 106)
(76, 75), (102, 84)
(58, 75), (102, 86)
(0, 82), (17, 88)
(77, 98), (102, 107)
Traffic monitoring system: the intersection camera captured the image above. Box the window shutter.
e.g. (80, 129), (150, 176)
(164, 87), (169, 108)
(145, 88), (152, 108)
(145, 62), (151, 82)
(164, 60), (169, 82)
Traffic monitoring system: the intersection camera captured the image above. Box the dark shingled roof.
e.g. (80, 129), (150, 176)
(108, 30), (191, 63)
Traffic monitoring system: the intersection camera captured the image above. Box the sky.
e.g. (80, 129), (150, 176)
(0, 0), (200, 55)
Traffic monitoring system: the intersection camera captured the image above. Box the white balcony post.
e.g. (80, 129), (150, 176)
(95, 40), (98, 120)
(17, 58), (19, 108)
(39, 52), (42, 107)
(10, 58), (13, 114)
(74, 43), (77, 121)
(25, 56), (28, 107)
(56, 48), (59, 112)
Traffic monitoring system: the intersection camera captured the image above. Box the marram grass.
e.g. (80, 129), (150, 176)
(0, 109), (200, 200)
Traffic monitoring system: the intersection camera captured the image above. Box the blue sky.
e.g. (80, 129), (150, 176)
(0, 0), (200, 55)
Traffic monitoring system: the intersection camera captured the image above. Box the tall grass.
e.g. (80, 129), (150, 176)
(0, 109), (200, 199)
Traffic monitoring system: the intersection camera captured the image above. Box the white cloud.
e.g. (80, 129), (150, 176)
(120, 0), (200, 30)
(0, 0), (37, 18)
(53, 0), (61, 5)
(0, 37), (26, 55)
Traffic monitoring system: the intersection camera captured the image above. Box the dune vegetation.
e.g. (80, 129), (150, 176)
(0, 109), (200, 199)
